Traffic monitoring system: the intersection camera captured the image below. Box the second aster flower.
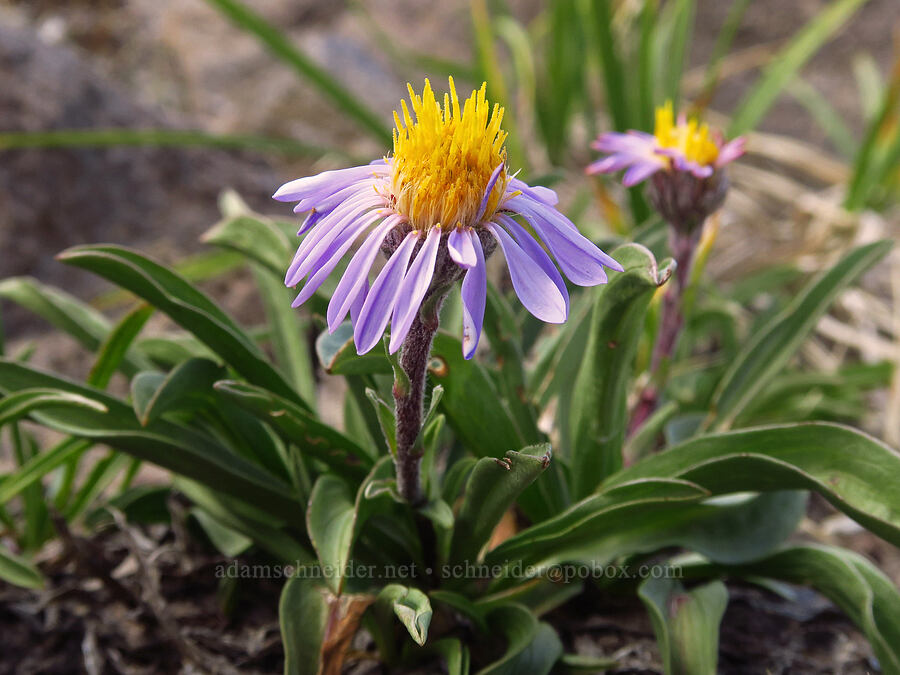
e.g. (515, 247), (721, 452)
(587, 101), (746, 232)
(274, 78), (622, 358)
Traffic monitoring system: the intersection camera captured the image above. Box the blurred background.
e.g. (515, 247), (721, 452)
(1, 0), (898, 423)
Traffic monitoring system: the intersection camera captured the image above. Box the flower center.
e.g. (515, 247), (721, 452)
(654, 101), (719, 167)
(390, 78), (508, 232)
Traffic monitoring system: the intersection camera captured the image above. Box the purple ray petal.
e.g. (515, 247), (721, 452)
(494, 214), (569, 314)
(327, 215), (402, 332)
(585, 153), (635, 175)
(716, 137), (746, 167)
(623, 161), (663, 186)
(290, 210), (386, 308)
(508, 177), (558, 206)
(349, 277), (368, 327)
(285, 192), (384, 287)
(474, 163), (505, 223)
(485, 223), (567, 323)
(448, 226), (477, 268)
(504, 194), (623, 283)
(388, 227), (442, 353)
(273, 163), (389, 202)
(354, 231), (418, 355)
(460, 234), (486, 359)
(297, 209), (322, 236)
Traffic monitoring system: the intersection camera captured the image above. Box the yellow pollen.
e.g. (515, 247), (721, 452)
(390, 77), (508, 231)
(653, 101), (719, 167)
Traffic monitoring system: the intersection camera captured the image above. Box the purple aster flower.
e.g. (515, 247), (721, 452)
(274, 78), (622, 359)
(587, 102), (745, 233)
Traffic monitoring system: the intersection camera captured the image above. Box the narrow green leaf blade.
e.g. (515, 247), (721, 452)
(0, 543), (44, 590)
(728, 0), (870, 136)
(569, 244), (673, 496)
(450, 444), (551, 565)
(57, 245), (306, 408)
(639, 578), (728, 675)
(709, 240), (891, 430)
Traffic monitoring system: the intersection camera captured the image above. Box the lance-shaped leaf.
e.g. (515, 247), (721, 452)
(432, 638), (470, 675)
(131, 357), (224, 426)
(430, 332), (530, 457)
(606, 422), (900, 547)
(569, 244), (674, 497)
(639, 578), (728, 675)
(88, 303), (155, 389)
(279, 577), (374, 675)
(214, 379), (373, 477)
(486, 478), (711, 570)
(0, 277), (108, 354)
(708, 240), (891, 430)
(0, 543), (44, 590)
(374, 584), (433, 646)
(0, 360), (301, 520)
(57, 245), (306, 408)
(316, 322), (392, 376)
(307, 458), (394, 594)
(706, 545), (900, 674)
(202, 212), (292, 278)
(206, 204), (318, 403)
(449, 444), (552, 566)
(487, 481), (808, 575)
(0, 388), (108, 427)
(476, 604), (562, 675)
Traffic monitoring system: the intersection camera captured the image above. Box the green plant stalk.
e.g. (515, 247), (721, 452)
(629, 226), (700, 436)
(469, 0), (526, 170)
(0, 129), (341, 158)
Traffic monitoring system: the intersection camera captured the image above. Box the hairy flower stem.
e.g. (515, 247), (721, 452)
(393, 295), (444, 505)
(628, 226), (702, 438)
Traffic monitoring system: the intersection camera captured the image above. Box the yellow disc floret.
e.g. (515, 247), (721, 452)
(390, 78), (508, 232)
(654, 101), (719, 167)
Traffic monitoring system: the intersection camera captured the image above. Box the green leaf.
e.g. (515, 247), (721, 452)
(365, 388), (397, 456)
(559, 653), (619, 672)
(375, 584), (433, 646)
(253, 266), (317, 405)
(712, 545), (900, 673)
(307, 458), (394, 594)
(0, 437), (89, 505)
(202, 213), (292, 278)
(433, 638), (471, 675)
(280, 577), (330, 675)
(0, 277), (110, 351)
(639, 578), (728, 675)
(0, 361), (301, 521)
(0, 388), (108, 427)
(728, 0), (870, 136)
(607, 423), (900, 547)
(213, 380), (373, 477)
(569, 244), (673, 496)
(131, 358), (224, 426)
(477, 604), (562, 675)
(191, 507), (253, 557)
(88, 304), (154, 389)
(486, 477), (710, 570)
(0, 543), (44, 590)
(450, 444), (551, 566)
(204, 0), (390, 144)
(176, 478), (311, 562)
(708, 240), (891, 430)
(316, 322), (392, 376)
(430, 332), (530, 457)
(57, 244), (306, 408)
